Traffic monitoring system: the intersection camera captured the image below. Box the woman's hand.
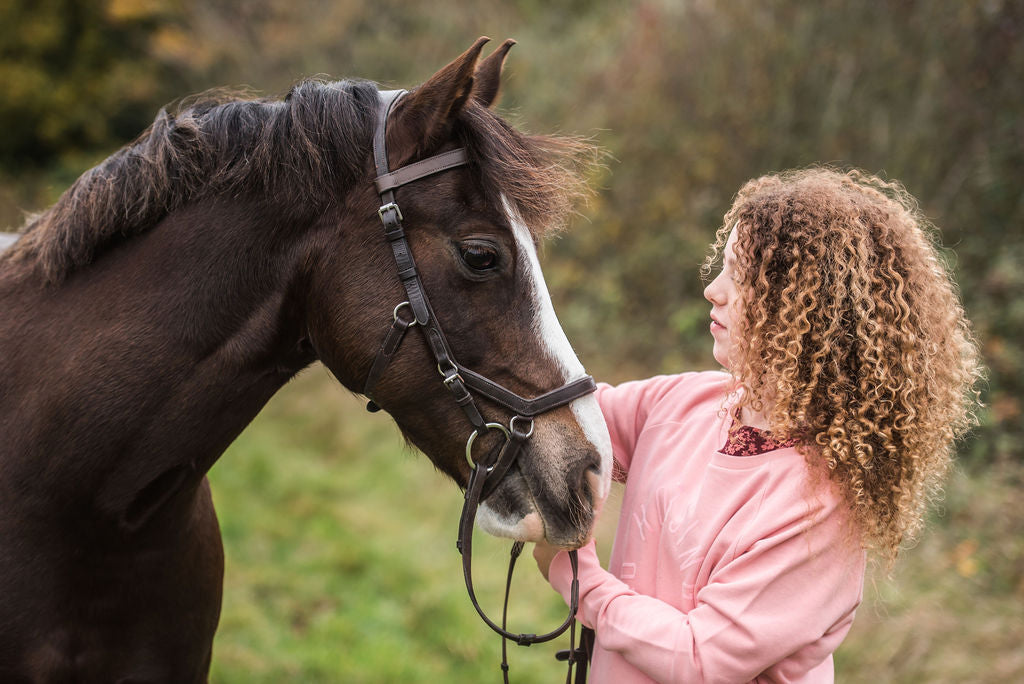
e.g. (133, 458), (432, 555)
(533, 541), (563, 582)
(535, 485), (609, 581)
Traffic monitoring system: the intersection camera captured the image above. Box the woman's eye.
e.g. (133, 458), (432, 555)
(459, 243), (499, 272)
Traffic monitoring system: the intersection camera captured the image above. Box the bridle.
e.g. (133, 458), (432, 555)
(363, 89), (594, 683)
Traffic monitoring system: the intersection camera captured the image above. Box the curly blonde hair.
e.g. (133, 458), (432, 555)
(704, 167), (983, 562)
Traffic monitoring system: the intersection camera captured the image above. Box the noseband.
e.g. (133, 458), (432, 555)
(363, 90), (593, 682)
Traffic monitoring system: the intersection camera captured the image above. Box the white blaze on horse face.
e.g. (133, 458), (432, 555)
(501, 196), (612, 499)
(474, 199), (613, 542)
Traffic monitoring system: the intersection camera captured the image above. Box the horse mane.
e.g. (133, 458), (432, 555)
(7, 78), (597, 284)
(455, 104), (598, 242)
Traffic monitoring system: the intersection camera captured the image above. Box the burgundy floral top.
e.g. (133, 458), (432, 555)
(721, 422), (800, 456)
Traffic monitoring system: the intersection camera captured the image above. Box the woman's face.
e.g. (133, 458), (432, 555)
(703, 226), (741, 370)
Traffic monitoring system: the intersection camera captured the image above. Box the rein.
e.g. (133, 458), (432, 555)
(363, 89), (593, 683)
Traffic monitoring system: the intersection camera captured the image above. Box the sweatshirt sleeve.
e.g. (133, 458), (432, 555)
(548, 506), (864, 683)
(595, 375), (686, 477)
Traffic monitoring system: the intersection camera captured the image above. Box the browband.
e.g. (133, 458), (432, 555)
(375, 148), (469, 194)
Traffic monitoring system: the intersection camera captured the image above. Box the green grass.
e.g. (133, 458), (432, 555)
(209, 366), (1023, 682)
(208, 367), (579, 682)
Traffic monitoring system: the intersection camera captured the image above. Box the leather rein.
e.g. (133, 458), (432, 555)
(363, 89), (592, 683)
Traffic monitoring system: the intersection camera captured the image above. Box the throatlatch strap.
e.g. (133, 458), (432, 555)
(362, 314), (414, 398)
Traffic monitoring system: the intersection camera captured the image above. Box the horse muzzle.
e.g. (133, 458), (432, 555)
(472, 407), (610, 548)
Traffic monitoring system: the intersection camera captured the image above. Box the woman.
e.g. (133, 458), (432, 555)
(535, 167), (982, 683)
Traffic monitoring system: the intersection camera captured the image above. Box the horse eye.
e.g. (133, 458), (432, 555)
(459, 243), (498, 272)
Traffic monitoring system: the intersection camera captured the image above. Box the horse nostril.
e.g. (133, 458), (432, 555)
(583, 464), (604, 506)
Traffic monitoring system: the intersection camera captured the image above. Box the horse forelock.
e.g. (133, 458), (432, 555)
(9, 79), (380, 284)
(456, 103), (600, 243)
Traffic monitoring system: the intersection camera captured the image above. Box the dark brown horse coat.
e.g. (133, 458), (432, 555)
(0, 39), (610, 682)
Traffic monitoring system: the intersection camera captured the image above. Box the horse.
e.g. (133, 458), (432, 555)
(0, 37), (612, 682)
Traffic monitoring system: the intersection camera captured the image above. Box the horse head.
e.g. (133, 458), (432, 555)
(306, 38), (612, 549)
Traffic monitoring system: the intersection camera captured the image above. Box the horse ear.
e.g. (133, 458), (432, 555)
(473, 39), (516, 108)
(396, 36), (490, 153)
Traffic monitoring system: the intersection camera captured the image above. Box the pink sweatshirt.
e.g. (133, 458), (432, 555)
(548, 372), (866, 683)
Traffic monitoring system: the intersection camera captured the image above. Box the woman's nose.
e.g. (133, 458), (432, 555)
(704, 275), (722, 305)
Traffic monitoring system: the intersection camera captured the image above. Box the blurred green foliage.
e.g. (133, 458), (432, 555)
(0, 0), (186, 166)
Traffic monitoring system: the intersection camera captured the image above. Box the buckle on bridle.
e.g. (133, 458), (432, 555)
(442, 370), (464, 388)
(377, 202), (403, 223)
(438, 362), (464, 387)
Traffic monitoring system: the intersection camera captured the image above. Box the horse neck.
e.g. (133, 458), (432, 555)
(1, 197), (322, 529)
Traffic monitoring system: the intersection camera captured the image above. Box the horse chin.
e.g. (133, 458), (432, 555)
(474, 470), (544, 542)
(475, 467), (596, 548)
(476, 504), (545, 542)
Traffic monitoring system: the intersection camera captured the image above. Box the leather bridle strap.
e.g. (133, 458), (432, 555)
(364, 88), (598, 453)
(457, 366), (597, 418)
(365, 88), (594, 683)
(375, 148), (469, 194)
(457, 431), (580, 642)
(373, 89), (434, 326)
